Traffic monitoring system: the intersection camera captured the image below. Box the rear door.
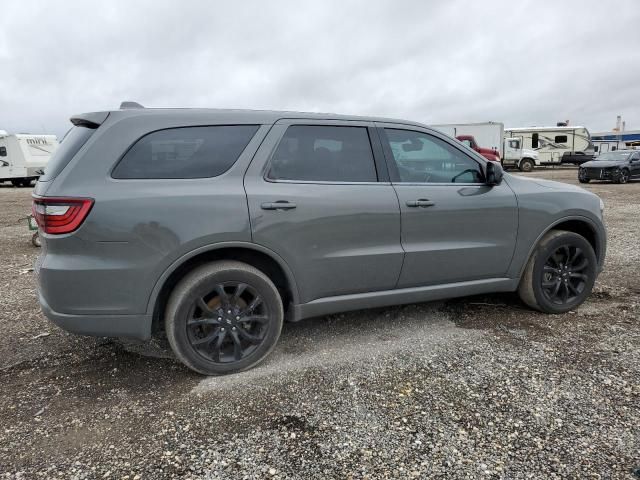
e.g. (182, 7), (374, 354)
(377, 124), (518, 288)
(244, 119), (403, 303)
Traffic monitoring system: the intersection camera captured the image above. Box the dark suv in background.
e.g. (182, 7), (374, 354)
(33, 105), (606, 375)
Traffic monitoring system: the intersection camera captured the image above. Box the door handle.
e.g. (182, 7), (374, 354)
(406, 199), (435, 208)
(261, 201), (297, 210)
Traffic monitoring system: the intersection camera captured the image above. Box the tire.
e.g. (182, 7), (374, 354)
(518, 230), (597, 314)
(31, 232), (41, 248)
(578, 178), (590, 183)
(615, 169), (629, 184)
(165, 260), (284, 375)
(519, 158), (535, 172)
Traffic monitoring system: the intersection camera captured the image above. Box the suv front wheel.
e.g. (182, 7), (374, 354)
(165, 261), (284, 375)
(518, 230), (597, 313)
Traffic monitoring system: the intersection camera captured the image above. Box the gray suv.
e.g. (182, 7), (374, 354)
(33, 106), (606, 375)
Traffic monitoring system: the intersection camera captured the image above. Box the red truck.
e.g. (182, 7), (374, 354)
(431, 123), (503, 163)
(455, 135), (501, 162)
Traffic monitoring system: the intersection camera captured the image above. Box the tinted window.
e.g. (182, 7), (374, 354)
(39, 126), (94, 182)
(112, 125), (259, 179)
(267, 126), (377, 182)
(532, 133), (539, 148)
(555, 135), (568, 143)
(383, 129), (484, 183)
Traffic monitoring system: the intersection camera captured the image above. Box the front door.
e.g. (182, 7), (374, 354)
(244, 120), (404, 303)
(377, 125), (518, 288)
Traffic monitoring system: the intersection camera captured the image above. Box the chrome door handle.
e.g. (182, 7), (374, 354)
(261, 201), (297, 210)
(406, 199), (435, 208)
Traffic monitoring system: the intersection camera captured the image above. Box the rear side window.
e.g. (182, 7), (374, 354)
(112, 125), (259, 179)
(267, 125), (377, 182)
(555, 135), (568, 143)
(39, 126), (94, 182)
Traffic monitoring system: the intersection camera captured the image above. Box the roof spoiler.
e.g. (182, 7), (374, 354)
(70, 111), (110, 129)
(120, 101), (144, 109)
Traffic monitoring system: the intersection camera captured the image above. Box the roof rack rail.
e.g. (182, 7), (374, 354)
(120, 101), (144, 109)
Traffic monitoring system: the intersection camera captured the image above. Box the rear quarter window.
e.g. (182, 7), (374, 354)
(112, 125), (259, 179)
(39, 126), (94, 182)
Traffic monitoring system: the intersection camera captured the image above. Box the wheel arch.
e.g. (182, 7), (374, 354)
(517, 216), (603, 281)
(148, 242), (300, 335)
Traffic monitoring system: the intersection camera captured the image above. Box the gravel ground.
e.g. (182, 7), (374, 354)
(0, 169), (639, 479)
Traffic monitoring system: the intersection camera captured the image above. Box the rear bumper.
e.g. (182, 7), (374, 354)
(39, 291), (152, 340)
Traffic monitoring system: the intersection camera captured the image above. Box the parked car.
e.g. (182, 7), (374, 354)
(578, 150), (640, 184)
(33, 105), (607, 375)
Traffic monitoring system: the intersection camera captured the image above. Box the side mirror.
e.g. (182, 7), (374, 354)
(485, 161), (504, 186)
(0, 146), (6, 157)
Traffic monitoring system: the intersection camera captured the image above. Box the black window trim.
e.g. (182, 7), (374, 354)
(376, 126), (488, 186)
(110, 124), (261, 180)
(263, 123), (387, 185)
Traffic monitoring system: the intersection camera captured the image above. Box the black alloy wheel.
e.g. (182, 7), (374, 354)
(518, 230), (597, 313)
(186, 282), (269, 363)
(616, 169), (629, 184)
(541, 245), (590, 306)
(165, 261), (283, 375)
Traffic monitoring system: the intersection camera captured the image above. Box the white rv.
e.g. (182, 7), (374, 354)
(0, 131), (58, 187)
(504, 126), (594, 166)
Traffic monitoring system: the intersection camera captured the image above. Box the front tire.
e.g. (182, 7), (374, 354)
(518, 230), (597, 314)
(165, 261), (284, 375)
(615, 169), (630, 184)
(519, 158), (535, 172)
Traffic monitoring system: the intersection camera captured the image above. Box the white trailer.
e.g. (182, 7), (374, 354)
(504, 126), (594, 166)
(0, 131), (58, 187)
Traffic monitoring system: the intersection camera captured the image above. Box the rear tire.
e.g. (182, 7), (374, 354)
(165, 261), (283, 375)
(518, 230), (597, 314)
(519, 158), (535, 172)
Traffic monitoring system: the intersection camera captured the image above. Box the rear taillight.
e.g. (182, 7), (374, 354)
(32, 196), (94, 234)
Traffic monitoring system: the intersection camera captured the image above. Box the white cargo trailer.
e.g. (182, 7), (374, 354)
(0, 131), (58, 187)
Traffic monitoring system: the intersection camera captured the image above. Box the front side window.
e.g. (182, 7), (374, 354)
(112, 125), (259, 179)
(383, 129), (484, 183)
(267, 125), (377, 182)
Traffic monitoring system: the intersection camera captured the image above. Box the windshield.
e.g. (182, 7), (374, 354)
(597, 152), (631, 162)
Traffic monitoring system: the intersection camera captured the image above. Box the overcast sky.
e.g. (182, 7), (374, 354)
(1, 0), (639, 137)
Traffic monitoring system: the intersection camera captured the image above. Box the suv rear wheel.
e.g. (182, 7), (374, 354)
(518, 230), (597, 314)
(165, 261), (283, 375)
